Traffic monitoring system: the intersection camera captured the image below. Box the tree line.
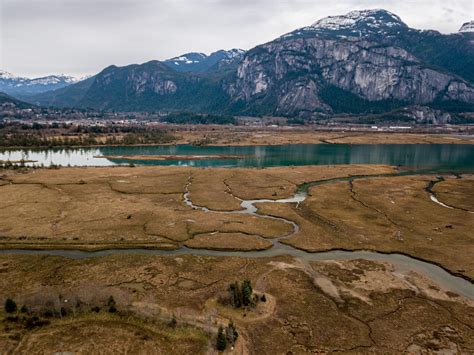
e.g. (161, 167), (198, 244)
(0, 131), (176, 148)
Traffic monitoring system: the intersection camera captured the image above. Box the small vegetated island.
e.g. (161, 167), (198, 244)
(94, 154), (249, 161)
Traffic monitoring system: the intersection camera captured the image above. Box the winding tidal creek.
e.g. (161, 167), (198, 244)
(2, 171), (474, 299)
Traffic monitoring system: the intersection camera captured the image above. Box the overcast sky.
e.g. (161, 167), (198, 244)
(1, 0), (472, 78)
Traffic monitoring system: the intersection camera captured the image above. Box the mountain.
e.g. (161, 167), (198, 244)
(281, 9), (474, 83)
(0, 71), (78, 96)
(29, 9), (474, 118)
(228, 9), (474, 116)
(29, 61), (230, 112)
(285, 9), (408, 40)
(163, 49), (245, 73)
(0, 92), (33, 109)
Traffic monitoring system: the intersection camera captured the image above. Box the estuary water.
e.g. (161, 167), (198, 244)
(1, 143), (473, 170)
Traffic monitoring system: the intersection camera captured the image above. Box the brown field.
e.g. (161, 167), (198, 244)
(184, 232), (273, 251)
(0, 165), (393, 250)
(0, 254), (472, 353)
(6, 314), (208, 354)
(173, 128), (474, 146)
(432, 176), (474, 211)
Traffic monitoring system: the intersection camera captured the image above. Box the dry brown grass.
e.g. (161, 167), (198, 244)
(0, 165), (472, 278)
(0, 165), (393, 252)
(1, 254), (472, 353)
(1, 312), (208, 354)
(174, 129), (474, 146)
(184, 232), (273, 251)
(433, 175), (474, 211)
(279, 174), (474, 279)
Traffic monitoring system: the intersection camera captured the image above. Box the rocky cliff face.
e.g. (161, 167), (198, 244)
(401, 106), (452, 124)
(227, 10), (474, 116)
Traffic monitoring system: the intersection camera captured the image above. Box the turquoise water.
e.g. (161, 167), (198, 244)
(1, 144), (473, 170)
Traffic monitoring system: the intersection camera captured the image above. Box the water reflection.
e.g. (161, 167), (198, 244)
(0, 144), (473, 170)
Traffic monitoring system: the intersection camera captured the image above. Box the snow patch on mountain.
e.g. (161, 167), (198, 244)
(169, 53), (207, 66)
(459, 21), (474, 33)
(164, 49), (246, 72)
(309, 9), (405, 31)
(224, 48), (246, 58)
(0, 70), (80, 95)
(0, 70), (19, 80)
(282, 9), (408, 40)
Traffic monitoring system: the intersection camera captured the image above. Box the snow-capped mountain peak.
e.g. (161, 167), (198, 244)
(164, 49), (246, 73)
(0, 70), (23, 80)
(0, 70), (80, 96)
(310, 9), (405, 30)
(282, 9), (408, 40)
(168, 52), (207, 65)
(29, 74), (77, 86)
(213, 48), (245, 59)
(459, 21), (474, 33)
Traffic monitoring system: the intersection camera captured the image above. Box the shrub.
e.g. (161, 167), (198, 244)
(25, 316), (50, 329)
(168, 315), (177, 328)
(5, 298), (17, 313)
(107, 296), (117, 313)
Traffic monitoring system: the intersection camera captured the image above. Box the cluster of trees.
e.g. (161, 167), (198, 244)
(0, 134), (98, 148)
(228, 280), (253, 308)
(226, 279), (266, 308)
(216, 321), (239, 351)
(0, 130), (176, 148)
(163, 112), (237, 125)
(72, 125), (173, 135)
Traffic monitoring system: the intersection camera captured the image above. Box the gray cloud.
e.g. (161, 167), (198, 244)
(1, 0), (472, 77)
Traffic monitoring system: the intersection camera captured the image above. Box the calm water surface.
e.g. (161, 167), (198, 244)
(1, 144), (473, 170)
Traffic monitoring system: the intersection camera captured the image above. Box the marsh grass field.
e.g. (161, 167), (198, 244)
(0, 159), (473, 353)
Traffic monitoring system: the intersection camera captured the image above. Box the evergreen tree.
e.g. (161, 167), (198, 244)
(241, 280), (253, 307)
(228, 282), (242, 308)
(226, 320), (239, 345)
(216, 326), (227, 351)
